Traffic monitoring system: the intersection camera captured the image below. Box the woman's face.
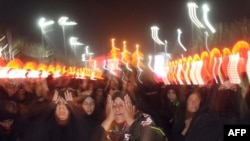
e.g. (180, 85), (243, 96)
(167, 89), (177, 102)
(113, 97), (125, 124)
(55, 103), (69, 121)
(82, 97), (95, 115)
(0, 119), (14, 130)
(187, 93), (201, 113)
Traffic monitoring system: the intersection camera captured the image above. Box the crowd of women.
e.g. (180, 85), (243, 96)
(0, 70), (250, 141)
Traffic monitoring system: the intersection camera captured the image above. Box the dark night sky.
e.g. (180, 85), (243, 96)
(0, 0), (250, 56)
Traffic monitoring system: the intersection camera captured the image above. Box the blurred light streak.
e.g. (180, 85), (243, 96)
(151, 26), (165, 45)
(202, 4), (216, 33)
(187, 2), (205, 28)
(177, 29), (187, 52)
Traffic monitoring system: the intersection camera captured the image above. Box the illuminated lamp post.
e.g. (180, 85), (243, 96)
(69, 36), (84, 65)
(38, 17), (54, 59)
(82, 46), (94, 67)
(58, 16), (77, 63)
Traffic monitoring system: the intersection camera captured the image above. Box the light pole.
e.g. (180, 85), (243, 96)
(38, 17), (54, 59)
(58, 16), (77, 63)
(81, 46), (94, 67)
(69, 36), (83, 65)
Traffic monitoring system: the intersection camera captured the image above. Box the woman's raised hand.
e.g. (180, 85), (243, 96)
(65, 90), (73, 102)
(123, 94), (135, 126)
(52, 90), (60, 103)
(101, 94), (115, 131)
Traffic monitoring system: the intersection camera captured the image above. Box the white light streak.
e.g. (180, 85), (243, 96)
(202, 4), (216, 33)
(204, 31), (211, 53)
(69, 36), (83, 46)
(148, 55), (154, 72)
(38, 17), (55, 28)
(195, 60), (204, 85)
(164, 40), (168, 53)
(122, 41), (132, 71)
(228, 54), (241, 84)
(190, 61), (198, 85)
(136, 44), (143, 84)
(151, 26), (165, 45)
(187, 2), (205, 29)
(177, 29), (187, 52)
(58, 16), (77, 26)
(111, 38), (120, 51)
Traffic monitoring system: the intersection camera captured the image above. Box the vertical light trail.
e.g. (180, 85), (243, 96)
(202, 4), (216, 33)
(136, 44), (143, 84)
(177, 29), (187, 52)
(151, 26), (165, 45)
(187, 2), (205, 29)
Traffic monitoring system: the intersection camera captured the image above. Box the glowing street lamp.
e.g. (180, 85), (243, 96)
(202, 4), (216, 33)
(69, 36), (84, 65)
(38, 17), (54, 58)
(81, 46), (94, 67)
(151, 26), (165, 45)
(69, 36), (83, 46)
(58, 16), (77, 61)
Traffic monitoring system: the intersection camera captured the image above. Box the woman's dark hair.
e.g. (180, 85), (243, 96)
(79, 94), (96, 104)
(0, 100), (17, 121)
(112, 90), (136, 106)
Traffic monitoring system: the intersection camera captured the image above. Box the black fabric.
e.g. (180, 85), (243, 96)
(185, 112), (224, 141)
(23, 104), (89, 141)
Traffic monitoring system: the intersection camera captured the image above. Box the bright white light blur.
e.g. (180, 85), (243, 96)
(177, 29), (187, 52)
(187, 2), (205, 28)
(151, 26), (165, 45)
(202, 4), (216, 33)
(58, 16), (77, 26)
(228, 54), (241, 84)
(69, 36), (83, 46)
(195, 61), (204, 85)
(135, 44), (143, 83)
(148, 55), (154, 72)
(38, 17), (54, 28)
(154, 54), (165, 78)
(190, 61), (198, 85)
